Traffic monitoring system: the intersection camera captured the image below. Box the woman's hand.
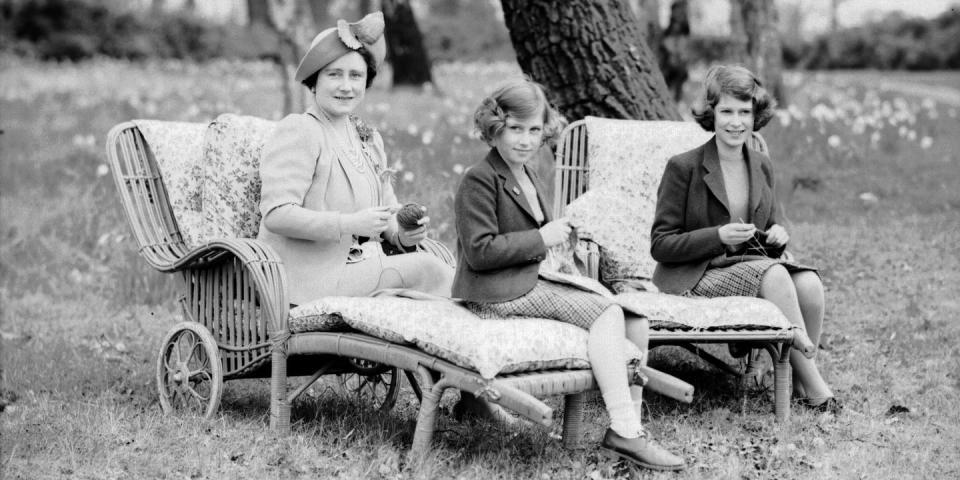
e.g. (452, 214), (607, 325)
(397, 214), (430, 246)
(764, 224), (789, 247)
(718, 222), (757, 246)
(342, 206), (394, 238)
(539, 218), (572, 247)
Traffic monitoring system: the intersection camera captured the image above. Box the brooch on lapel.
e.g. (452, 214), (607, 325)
(512, 186), (521, 196)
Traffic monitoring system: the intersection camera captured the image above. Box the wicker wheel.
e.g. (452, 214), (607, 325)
(338, 359), (400, 411)
(156, 322), (223, 420)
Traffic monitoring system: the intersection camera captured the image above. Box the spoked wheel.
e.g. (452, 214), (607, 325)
(337, 358), (400, 411)
(156, 322), (223, 420)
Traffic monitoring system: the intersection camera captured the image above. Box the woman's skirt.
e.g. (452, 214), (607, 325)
(689, 258), (818, 298)
(465, 279), (614, 330)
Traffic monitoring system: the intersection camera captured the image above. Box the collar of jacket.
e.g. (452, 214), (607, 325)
(484, 147), (552, 224)
(701, 135), (765, 220)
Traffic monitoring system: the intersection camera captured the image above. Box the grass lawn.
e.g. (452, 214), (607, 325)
(1, 55), (959, 479)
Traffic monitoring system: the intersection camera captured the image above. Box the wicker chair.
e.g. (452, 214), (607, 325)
(105, 116), (693, 459)
(553, 118), (802, 421)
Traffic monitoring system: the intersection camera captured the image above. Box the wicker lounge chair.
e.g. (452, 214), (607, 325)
(105, 114), (693, 459)
(553, 117), (807, 421)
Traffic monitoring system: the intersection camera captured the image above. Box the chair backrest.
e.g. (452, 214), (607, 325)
(106, 115), (277, 265)
(201, 114), (276, 240)
(106, 120), (206, 269)
(553, 116), (767, 286)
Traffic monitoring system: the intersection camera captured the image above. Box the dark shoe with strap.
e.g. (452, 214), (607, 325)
(797, 396), (843, 415)
(600, 429), (685, 471)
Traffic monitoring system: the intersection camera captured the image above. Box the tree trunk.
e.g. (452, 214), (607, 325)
(382, 0), (434, 87)
(660, 0), (690, 102)
(247, 0), (271, 26)
(501, 0), (679, 121)
(306, 0), (331, 28)
(731, 0), (785, 104)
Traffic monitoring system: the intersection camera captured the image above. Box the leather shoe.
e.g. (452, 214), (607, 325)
(453, 393), (518, 427)
(797, 396), (843, 415)
(600, 428), (685, 471)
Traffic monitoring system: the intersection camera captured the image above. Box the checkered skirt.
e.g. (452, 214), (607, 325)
(689, 258), (818, 298)
(465, 279), (614, 330)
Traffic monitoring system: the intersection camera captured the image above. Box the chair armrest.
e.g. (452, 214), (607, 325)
(171, 238), (289, 335)
(419, 237), (456, 267)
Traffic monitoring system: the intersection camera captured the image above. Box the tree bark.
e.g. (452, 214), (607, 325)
(382, 0), (434, 87)
(500, 0), (679, 121)
(731, 0), (785, 104)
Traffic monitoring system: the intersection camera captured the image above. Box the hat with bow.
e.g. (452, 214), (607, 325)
(294, 11), (387, 83)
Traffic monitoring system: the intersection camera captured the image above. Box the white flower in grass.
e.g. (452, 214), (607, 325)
(421, 130), (434, 145)
(920, 136), (933, 149)
(402, 171), (415, 182)
(907, 130), (916, 141)
(406, 123), (419, 136)
(96, 164), (110, 177)
(827, 135), (841, 148)
(452, 164), (464, 175)
(851, 117), (866, 134)
(776, 110), (791, 127)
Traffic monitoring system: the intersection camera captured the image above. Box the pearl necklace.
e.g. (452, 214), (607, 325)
(316, 110), (370, 173)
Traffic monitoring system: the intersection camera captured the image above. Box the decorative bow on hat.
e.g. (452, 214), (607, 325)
(337, 12), (385, 51)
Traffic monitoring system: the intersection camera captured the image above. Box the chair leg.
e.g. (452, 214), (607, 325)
(772, 343), (792, 422)
(562, 393), (587, 449)
(270, 342), (290, 432)
(409, 366), (445, 460)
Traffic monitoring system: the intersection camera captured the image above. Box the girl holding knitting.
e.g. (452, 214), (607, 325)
(452, 78), (685, 471)
(650, 65), (840, 413)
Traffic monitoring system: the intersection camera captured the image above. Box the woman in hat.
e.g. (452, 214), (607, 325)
(258, 12), (453, 305)
(453, 78), (685, 472)
(650, 64), (840, 414)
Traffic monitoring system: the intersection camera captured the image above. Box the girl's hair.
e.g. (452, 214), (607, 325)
(691, 64), (776, 131)
(474, 78), (566, 146)
(302, 47), (379, 91)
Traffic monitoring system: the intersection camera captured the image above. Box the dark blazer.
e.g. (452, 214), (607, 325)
(452, 148), (551, 302)
(650, 136), (780, 294)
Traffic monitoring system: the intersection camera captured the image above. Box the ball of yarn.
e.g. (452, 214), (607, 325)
(396, 203), (426, 230)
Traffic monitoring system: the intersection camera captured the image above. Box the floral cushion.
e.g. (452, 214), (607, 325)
(201, 114), (276, 240)
(288, 294), (644, 380)
(564, 118), (714, 284)
(132, 120), (207, 247)
(615, 291), (791, 331)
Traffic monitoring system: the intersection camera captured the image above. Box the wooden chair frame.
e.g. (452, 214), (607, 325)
(106, 121), (692, 459)
(553, 119), (796, 420)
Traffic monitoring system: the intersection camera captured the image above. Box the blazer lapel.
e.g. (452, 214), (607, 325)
(745, 145), (764, 219)
(487, 149), (542, 223)
(701, 137), (730, 214)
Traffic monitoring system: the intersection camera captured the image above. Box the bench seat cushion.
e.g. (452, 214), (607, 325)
(615, 291), (791, 331)
(289, 294), (644, 380)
